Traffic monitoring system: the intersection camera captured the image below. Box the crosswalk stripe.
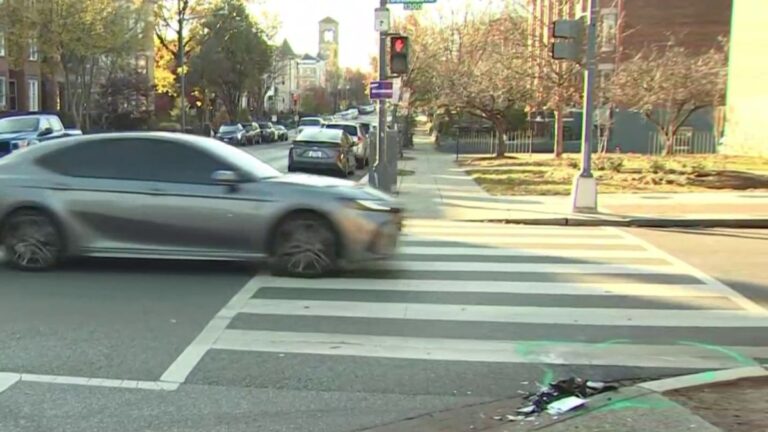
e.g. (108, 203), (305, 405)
(402, 226), (617, 236)
(255, 277), (728, 297)
(212, 329), (768, 370)
(400, 235), (634, 244)
(396, 246), (654, 258)
(364, 261), (689, 274)
(239, 299), (768, 328)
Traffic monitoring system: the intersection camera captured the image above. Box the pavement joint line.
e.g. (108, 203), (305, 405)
(158, 275), (265, 384)
(608, 227), (768, 315)
(637, 365), (768, 393)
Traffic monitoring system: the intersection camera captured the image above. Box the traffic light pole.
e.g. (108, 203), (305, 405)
(571, 0), (599, 213)
(371, 0), (388, 190)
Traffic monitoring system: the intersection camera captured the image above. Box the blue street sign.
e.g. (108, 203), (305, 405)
(370, 80), (394, 99)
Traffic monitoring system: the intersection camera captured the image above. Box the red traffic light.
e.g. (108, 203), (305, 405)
(393, 37), (406, 53)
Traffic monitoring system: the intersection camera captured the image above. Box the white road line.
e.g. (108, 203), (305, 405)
(0, 373), (20, 394)
(212, 329), (768, 370)
(400, 236), (634, 245)
(239, 299), (768, 327)
(0, 373), (178, 394)
(402, 226), (615, 236)
(364, 261), (688, 274)
(159, 277), (262, 384)
(610, 228), (768, 315)
(396, 246), (655, 258)
(254, 277), (727, 297)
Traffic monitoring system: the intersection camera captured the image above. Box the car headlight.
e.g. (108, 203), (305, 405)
(347, 199), (392, 212)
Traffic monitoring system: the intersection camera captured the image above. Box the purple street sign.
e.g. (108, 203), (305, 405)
(370, 80), (394, 99)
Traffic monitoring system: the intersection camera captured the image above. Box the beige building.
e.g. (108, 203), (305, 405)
(722, 0), (768, 156)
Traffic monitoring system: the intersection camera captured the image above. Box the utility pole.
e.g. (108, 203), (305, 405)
(571, 0), (599, 213)
(177, 0), (187, 132)
(373, 0), (388, 188)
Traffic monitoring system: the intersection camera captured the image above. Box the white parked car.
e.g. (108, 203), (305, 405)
(296, 117), (324, 136)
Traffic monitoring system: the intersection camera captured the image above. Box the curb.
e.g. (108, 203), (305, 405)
(466, 217), (768, 228)
(637, 365), (768, 393)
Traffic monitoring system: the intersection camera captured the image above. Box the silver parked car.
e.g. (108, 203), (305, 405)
(0, 132), (402, 276)
(288, 128), (357, 177)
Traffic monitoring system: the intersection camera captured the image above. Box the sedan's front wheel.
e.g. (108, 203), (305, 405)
(2, 210), (63, 271)
(271, 213), (338, 278)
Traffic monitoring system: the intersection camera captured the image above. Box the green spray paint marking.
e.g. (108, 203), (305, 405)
(677, 340), (758, 367)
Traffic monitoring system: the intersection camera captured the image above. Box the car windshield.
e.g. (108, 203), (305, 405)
(240, 124), (253, 131)
(325, 124), (358, 137)
(258, 123), (271, 129)
(219, 125), (240, 133)
(299, 118), (321, 126)
(0, 118), (39, 134)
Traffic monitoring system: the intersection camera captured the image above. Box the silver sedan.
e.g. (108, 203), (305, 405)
(0, 132), (402, 277)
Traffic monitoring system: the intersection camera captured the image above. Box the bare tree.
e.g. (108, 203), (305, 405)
(611, 39), (727, 156)
(425, 5), (531, 157)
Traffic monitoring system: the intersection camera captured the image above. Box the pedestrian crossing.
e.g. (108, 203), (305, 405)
(166, 220), (768, 388)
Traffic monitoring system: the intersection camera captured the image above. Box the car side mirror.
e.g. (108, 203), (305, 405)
(38, 127), (54, 137)
(211, 170), (241, 184)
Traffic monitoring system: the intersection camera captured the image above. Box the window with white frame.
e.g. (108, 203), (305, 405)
(28, 78), (39, 111)
(0, 76), (6, 108)
(29, 38), (38, 61)
(0, 31), (6, 57)
(599, 11), (618, 52)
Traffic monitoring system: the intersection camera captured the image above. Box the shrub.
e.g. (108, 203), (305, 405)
(646, 158), (667, 174)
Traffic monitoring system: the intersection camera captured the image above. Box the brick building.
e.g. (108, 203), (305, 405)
(526, 0), (732, 153)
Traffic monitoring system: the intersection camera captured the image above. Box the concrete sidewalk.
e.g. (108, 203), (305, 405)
(397, 134), (768, 226)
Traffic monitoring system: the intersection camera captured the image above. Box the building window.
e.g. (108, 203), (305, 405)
(0, 76), (6, 108)
(28, 78), (39, 111)
(599, 11), (617, 52)
(29, 38), (39, 61)
(0, 32), (5, 57)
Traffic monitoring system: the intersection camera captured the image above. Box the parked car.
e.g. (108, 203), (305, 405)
(288, 128), (356, 178)
(358, 104), (376, 115)
(323, 121), (369, 169)
(240, 122), (262, 145)
(257, 122), (278, 143)
(296, 117), (325, 136)
(274, 125), (289, 141)
(0, 132), (402, 276)
(215, 124), (246, 146)
(0, 114), (83, 158)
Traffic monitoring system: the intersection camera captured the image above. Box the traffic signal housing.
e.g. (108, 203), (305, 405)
(389, 35), (409, 75)
(551, 17), (585, 61)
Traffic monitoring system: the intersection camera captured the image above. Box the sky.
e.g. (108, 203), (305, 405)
(248, 0), (506, 72)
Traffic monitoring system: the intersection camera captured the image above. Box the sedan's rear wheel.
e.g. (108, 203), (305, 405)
(2, 210), (63, 271)
(271, 214), (338, 278)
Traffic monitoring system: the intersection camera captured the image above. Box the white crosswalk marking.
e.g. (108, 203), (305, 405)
(165, 220), (768, 384)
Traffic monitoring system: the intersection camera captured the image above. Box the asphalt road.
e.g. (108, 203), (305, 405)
(0, 225), (766, 431)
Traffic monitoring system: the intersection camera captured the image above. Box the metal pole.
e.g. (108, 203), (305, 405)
(579, 0), (598, 177)
(371, 0), (388, 189)
(571, 0), (599, 212)
(178, 3), (187, 132)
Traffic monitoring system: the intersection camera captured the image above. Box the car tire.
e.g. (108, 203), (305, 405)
(270, 213), (338, 278)
(355, 157), (365, 169)
(1, 209), (63, 271)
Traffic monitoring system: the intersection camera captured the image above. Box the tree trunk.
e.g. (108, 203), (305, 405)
(663, 134), (675, 156)
(493, 118), (506, 158)
(553, 108), (565, 158)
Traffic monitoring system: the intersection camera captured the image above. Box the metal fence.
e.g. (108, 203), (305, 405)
(647, 131), (718, 155)
(448, 130), (543, 156)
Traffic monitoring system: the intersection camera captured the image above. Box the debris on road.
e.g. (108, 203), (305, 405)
(492, 377), (619, 424)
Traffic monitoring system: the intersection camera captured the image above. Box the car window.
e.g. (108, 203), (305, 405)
(49, 117), (65, 132)
(258, 123), (271, 129)
(37, 138), (235, 184)
(298, 118), (321, 126)
(39, 118), (52, 131)
(0, 117), (39, 133)
(219, 125), (241, 132)
(325, 124), (359, 137)
(358, 124), (370, 135)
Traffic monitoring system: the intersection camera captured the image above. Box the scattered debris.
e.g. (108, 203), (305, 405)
(493, 376), (620, 423)
(546, 396), (587, 415)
